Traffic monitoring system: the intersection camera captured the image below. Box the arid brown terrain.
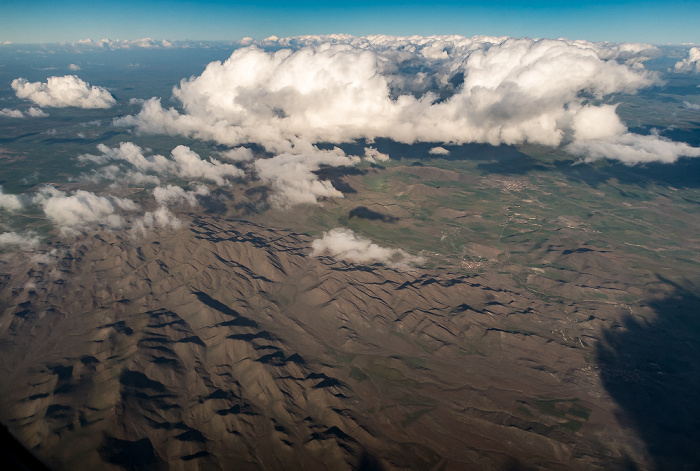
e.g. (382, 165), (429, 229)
(0, 213), (673, 470)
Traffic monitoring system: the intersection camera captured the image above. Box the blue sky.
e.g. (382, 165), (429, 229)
(1, 0), (698, 45)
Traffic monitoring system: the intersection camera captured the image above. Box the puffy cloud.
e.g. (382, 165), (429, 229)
(310, 228), (425, 269)
(673, 47), (700, 73)
(429, 146), (450, 155)
(0, 232), (40, 249)
(26, 107), (48, 117)
(364, 147), (390, 163)
(219, 147), (255, 161)
(79, 142), (172, 173)
(0, 108), (24, 118)
(130, 172), (211, 237)
(570, 105), (627, 141)
(565, 103), (700, 163)
(575, 41), (660, 68)
(79, 142), (244, 185)
(130, 206), (182, 238)
(683, 101), (700, 110)
(33, 186), (138, 233)
(254, 148), (360, 207)
(12, 75), (115, 109)
(0, 186), (23, 211)
(68, 63), (81, 71)
(0, 107), (48, 118)
(152, 184), (209, 207)
(171, 145), (244, 185)
(115, 35), (700, 164)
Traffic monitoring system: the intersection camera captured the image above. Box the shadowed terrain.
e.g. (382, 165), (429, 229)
(597, 285), (700, 470)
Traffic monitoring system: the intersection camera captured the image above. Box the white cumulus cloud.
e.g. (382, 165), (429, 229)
(33, 186), (138, 233)
(115, 35), (700, 164)
(0, 108), (24, 118)
(152, 184), (209, 207)
(673, 47), (700, 73)
(131, 206), (182, 238)
(254, 148), (360, 207)
(429, 146), (450, 155)
(171, 145), (244, 185)
(12, 75), (115, 109)
(0, 107), (48, 118)
(364, 147), (390, 163)
(311, 227), (425, 269)
(0, 186), (23, 211)
(567, 131), (700, 164)
(27, 107), (48, 117)
(79, 142), (244, 186)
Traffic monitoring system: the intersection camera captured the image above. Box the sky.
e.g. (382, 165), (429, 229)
(1, 0), (699, 45)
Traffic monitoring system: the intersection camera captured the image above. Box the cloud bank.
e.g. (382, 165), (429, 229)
(12, 75), (115, 109)
(311, 228), (425, 269)
(74, 38), (175, 50)
(116, 34), (700, 164)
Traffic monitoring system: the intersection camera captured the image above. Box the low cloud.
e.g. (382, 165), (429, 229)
(0, 108), (23, 118)
(0, 186), (23, 211)
(152, 184), (209, 207)
(130, 206), (183, 237)
(364, 147), (390, 163)
(130, 184), (209, 237)
(310, 227), (425, 269)
(68, 63), (81, 71)
(74, 38), (175, 50)
(429, 146), (450, 155)
(254, 148), (360, 207)
(12, 75), (115, 109)
(567, 131), (700, 164)
(0, 107), (47, 118)
(0, 232), (40, 249)
(33, 186), (138, 233)
(172, 145), (244, 185)
(219, 147), (255, 162)
(673, 47), (700, 73)
(79, 142), (244, 186)
(27, 107), (48, 117)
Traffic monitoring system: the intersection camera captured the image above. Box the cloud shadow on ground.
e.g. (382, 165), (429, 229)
(596, 281), (700, 469)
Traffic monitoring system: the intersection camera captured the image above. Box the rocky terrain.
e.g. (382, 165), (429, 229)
(0, 215), (661, 470)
